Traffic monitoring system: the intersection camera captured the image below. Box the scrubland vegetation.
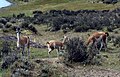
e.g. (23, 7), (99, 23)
(0, 0), (120, 77)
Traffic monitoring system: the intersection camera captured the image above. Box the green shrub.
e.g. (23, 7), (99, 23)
(0, 23), (4, 28)
(64, 37), (100, 64)
(108, 35), (120, 47)
(74, 25), (89, 32)
(1, 41), (11, 56)
(5, 22), (12, 28)
(64, 37), (88, 62)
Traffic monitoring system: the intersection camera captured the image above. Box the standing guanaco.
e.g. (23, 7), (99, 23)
(87, 32), (109, 52)
(16, 27), (30, 58)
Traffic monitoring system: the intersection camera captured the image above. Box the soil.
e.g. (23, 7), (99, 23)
(41, 58), (120, 77)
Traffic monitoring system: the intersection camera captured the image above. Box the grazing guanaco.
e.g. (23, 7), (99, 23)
(86, 32), (109, 52)
(46, 35), (68, 57)
(16, 27), (30, 57)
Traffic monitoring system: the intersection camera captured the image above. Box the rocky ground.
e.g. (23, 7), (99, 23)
(41, 58), (120, 77)
(1, 35), (120, 77)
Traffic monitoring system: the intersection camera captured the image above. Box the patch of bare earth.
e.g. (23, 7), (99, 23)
(40, 58), (120, 77)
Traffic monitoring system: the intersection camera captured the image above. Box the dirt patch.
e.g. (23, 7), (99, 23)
(39, 58), (120, 77)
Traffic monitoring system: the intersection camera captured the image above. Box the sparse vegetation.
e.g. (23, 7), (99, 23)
(0, 0), (120, 77)
(64, 37), (88, 62)
(0, 0), (120, 17)
(109, 35), (120, 47)
(64, 37), (102, 65)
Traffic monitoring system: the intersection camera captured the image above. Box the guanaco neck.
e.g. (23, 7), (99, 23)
(62, 35), (67, 44)
(17, 31), (20, 48)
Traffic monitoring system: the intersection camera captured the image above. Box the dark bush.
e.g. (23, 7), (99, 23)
(102, 0), (118, 4)
(1, 41), (18, 69)
(64, 37), (100, 64)
(111, 35), (120, 47)
(20, 22), (29, 29)
(106, 26), (114, 32)
(10, 18), (16, 23)
(74, 25), (89, 32)
(17, 13), (25, 18)
(1, 41), (11, 56)
(2, 54), (18, 69)
(10, 26), (17, 31)
(61, 24), (69, 30)
(0, 18), (7, 25)
(23, 0), (29, 2)
(2, 28), (9, 33)
(33, 10), (43, 14)
(10, 60), (62, 77)
(5, 22), (12, 28)
(64, 37), (88, 62)
(0, 23), (4, 28)
(1, 8), (120, 32)
(28, 24), (38, 34)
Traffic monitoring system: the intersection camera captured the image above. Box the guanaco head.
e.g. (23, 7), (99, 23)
(16, 27), (21, 34)
(105, 32), (109, 37)
(46, 42), (50, 44)
(62, 35), (69, 44)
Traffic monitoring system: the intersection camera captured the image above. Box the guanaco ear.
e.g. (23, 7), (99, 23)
(63, 35), (68, 38)
(16, 27), (21, 33)
(46, 42), (50, 44)
(87, 33), (90, 36)
(105, 32), (109, 36)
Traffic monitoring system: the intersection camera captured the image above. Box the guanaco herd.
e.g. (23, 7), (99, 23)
(16, 27), (109, 58)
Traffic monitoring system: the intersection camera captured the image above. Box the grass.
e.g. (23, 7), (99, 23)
(30, 25), (120, 71)
(0, 69), (2, 77)
(101, 51), (120, 71)
(30, 48), (58, 58)
(0, 29), (120, 77)
(0, 68), (11, 77)
(0, 0), (120, 17)
(0, 0), (120, 76)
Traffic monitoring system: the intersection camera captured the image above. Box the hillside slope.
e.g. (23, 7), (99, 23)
(0, 0), (120, 77)
(0, 0), (120, 16)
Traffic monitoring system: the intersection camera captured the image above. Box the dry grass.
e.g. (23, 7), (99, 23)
(1, 0), (120, 76)
(0, 0), (120, 17)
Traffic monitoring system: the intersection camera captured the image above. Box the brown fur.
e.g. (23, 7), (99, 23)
(18, 35), (30, 57)
(19, 36), (30, 48)
(87, 32), (109, 46)
(46, 35), (68, 56)
(47, 40), (64, 51)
